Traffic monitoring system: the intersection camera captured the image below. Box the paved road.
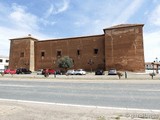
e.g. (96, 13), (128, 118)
(0, 79), (160, 110)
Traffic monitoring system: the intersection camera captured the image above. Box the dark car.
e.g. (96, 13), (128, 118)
(16, 68), (32, 74)
(55, 70), (62, 75)
(95, 69), (105, 75)
(108, 68), (117, 75)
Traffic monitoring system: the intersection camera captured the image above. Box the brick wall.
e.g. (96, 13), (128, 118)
(104, 25), (145, 72)
(9, 38), (31, 69)
(35, 35), (105, 71)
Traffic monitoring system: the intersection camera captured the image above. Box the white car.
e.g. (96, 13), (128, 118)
(36, 69), (43, 75)
(66, 70), (75, 75)
(75, 69), (86, 75)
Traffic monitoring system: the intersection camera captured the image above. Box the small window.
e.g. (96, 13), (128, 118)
(41, 52), (45, 57)
(77, 50), (80, 55)
(94, 49), (98, 54)
(0, 59), (2, 62)
(57, 51), (61, 57)
(6, 60), (9, 63)
(20, 52), (24, 57)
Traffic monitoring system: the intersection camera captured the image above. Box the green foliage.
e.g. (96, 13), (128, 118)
(57, 56), (73, 70)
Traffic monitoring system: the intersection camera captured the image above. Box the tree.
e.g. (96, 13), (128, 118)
(57, 56), (73, 71)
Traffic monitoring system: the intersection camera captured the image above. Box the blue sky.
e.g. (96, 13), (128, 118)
(0, 0), (160, 62)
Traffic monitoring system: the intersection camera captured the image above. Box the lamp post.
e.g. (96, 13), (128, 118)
(155, 57), (159, 74)
(152, 61), (155, 74)
(152, 57), (159, 74)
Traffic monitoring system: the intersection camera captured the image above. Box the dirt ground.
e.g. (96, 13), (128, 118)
(0, 100), (160, 120)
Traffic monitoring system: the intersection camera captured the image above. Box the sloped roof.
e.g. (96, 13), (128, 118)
(104, 24), (144, 30)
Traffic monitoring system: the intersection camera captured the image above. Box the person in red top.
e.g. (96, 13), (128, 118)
(44, 69), (49, 77)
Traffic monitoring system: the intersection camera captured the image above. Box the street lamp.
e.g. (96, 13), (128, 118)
(152, 57), (159, 74)
(152, 61), (155, 74)
(155, 57), (159, 74)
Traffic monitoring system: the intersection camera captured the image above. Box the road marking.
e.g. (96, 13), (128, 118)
(0, 98), (160, 113)
(0, 84), (34, 88)
(137, 89), (160, 92)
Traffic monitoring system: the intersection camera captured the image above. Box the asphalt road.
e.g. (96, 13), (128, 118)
(0, 79), (160, 110)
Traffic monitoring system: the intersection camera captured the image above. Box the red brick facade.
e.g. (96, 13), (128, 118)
(9, 24), (145, 72)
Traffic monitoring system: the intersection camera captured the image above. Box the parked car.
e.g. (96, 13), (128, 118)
(4, 69), (16, 74)
(95, 69), (105, 75)
(55, 70), (62, 75)
(66, 70), (75, 75)
(75, 69), (86, 75)
(42, 69), (55, 75)
(16, 68), (32, 74)
(36, 69), (43, 75)
(0, 69), (4, 74)
(108, 68), (117, 75)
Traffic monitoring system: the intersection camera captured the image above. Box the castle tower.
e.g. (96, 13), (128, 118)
(9, 35), (37, 71)
(104, 24), (145, 72)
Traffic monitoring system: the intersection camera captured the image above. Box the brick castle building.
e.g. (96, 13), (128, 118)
(9, 24), (145, 72)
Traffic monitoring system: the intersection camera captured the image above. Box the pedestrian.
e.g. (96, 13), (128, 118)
(125, 71), (127, 79)
(54, 71), (56, 78)
(44, 69), (49, 77)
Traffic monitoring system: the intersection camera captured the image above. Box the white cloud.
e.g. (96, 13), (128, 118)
(149, 4), (160, 26)
(0, 25), (50, 56)
(144, 31), (160, 62)
(0, 3), (51, 56)
(72, 0), (145, 35)
(74, 15), (90, 27)
(9, 3), (39, 31)
(113, 0), (145, 24)
(45, 0), (70, 18)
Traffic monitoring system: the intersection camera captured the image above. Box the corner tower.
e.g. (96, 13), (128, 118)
(104, 24), (145, 72)
(9, 35), (38, 71)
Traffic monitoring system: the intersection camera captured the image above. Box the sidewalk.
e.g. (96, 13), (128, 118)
(0, 99), (160, 120)
(0, 72), (160, 81)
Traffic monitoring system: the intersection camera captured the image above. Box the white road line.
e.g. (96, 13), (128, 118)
(137, 89), (160, 92)
(0, 84), (33, 87)
(0, 98), (160, 113)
